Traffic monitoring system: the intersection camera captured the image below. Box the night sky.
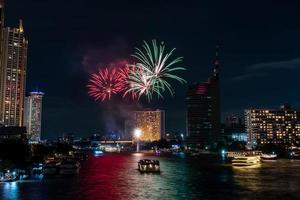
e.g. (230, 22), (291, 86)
(5, 0), (300, 139)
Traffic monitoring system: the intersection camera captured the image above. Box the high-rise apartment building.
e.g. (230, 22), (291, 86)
(245, 104), (300, 148)
(23, 92), (44, 142)
(0, 19), (28, 127)
(133, 109), (165, 142)
(186, 47), (220, 149)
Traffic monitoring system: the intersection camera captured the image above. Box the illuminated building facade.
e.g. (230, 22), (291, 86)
(245, 104), (300, 147)
(23, 92), (44, 142)
(133, 110), (165, 141)
(0, 15), (28, 126)
(186, 47), (220, 149)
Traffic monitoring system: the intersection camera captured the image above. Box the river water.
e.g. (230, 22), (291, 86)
(1, 153), (300, 200)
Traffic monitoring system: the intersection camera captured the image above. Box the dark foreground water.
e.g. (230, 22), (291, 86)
(1, 153), (300, 200)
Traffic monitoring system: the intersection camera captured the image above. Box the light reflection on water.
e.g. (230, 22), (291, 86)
(232, 159), (300, 199)
(0, 154), (300, 200)
(2, 182), (19, 200)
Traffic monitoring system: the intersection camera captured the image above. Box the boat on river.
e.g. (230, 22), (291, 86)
(138, 159), (160, 173)
(232, 156), (260, 167)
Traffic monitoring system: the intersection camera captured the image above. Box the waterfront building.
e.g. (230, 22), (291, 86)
(185, 47), (221, 149)
(23, 92), (44, 142)
(133, 109), (165, 142)
(245, 104), (300, 148)
(0, 18), (28, 127)
(222, 114), (246, 143)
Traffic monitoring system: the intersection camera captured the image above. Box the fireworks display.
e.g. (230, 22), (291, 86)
(87, 40), (186, 102)
(87, 67), (127, 101)
(127, 40), (186, 100)
(123, 64), (156, 100)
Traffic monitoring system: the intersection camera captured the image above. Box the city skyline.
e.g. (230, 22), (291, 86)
(4, 0), (300, 139)
(1, 1), (300, 200)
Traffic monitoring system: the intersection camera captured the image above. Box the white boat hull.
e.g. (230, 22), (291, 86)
(232, 156), (261, 167)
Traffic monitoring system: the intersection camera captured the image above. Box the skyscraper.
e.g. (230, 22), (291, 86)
(0, 19), (28, 126)
(23, 91), (44, 142)
(0, 0), (5, 125)
(133, 109), (165, 142)
(186, 46), (221, 149)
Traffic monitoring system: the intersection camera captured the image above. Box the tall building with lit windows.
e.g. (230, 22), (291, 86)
(23, 92), (44, 142)
(245, 104), (300, 148)
(0, 19), (28, 127)
(0, 0), (5, 125)
(186, 46), (221, 149)
(133, 109), (165, 141)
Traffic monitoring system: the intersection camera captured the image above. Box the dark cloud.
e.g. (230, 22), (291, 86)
(231, 58), (300, 81)
(248, 58), (300, 71)
(231, 73), (266, 81)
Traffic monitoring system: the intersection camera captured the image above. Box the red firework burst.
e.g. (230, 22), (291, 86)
(87, 67), (127, 101)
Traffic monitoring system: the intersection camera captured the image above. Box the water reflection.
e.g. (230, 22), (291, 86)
(1, 155), (300, 199)
(232, 159), (300, 199)
(232, 163), (261, 170)
(2, 182), (19, 200)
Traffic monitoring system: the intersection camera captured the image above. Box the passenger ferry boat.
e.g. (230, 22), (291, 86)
(227, 151), (261, 160)
(59, 160), (81, 175)
(138, 159), (160, 173)
(232, 156), (260, 167)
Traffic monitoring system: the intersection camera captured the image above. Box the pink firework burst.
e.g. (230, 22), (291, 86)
(87, 67), (127, 101)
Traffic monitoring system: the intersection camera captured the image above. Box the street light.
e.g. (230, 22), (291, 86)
(134, 128), (142, 152)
